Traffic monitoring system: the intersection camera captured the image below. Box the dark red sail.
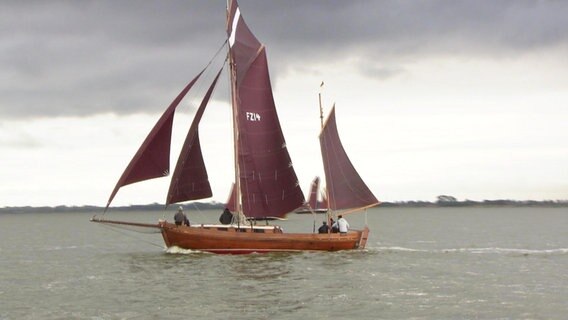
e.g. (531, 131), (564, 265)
(105, 71), (204, 210)
(307, 177), (320, 209)
(228, 0), (261, 85)
(228, 0), (305, 218)
(166, 68), (223, 205)
(225, 183), (237, 212)
(319, 106), (379, 211)
(319, 191), (328, 210)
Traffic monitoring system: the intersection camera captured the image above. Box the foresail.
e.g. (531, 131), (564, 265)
(105, 70), (204, 210)
(319, 106), (379, 211)
(228, 0), (305, 218)
(166, 68), (223, 205)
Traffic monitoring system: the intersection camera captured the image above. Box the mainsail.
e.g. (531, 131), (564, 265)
(319, 106), (379, 211)
(319, 191), (328, 210)
(227, 0), (305, 218)
(166, 68), (223, 205)
(105, 70), (204, 210)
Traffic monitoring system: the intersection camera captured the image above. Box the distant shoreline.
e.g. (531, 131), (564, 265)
(1, 199), (567, 213)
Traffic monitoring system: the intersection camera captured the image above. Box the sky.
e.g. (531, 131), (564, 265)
(1, 0), (567, 207)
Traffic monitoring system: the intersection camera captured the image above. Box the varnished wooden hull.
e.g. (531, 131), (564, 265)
(159, 221), (369, 254)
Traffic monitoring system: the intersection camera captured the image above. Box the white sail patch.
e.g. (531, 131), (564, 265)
(229, 8), (241, 47)
(246, 112), (261, 121)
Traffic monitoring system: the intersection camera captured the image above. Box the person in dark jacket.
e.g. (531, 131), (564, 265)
(219, 208), (233, 225)
(318, 221), (330, 234)
(330, 218), (339, 233)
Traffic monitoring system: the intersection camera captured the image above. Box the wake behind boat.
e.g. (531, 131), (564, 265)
(92, 0), (379, 254)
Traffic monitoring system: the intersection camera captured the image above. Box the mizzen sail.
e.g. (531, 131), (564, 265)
(319, 106), (379, 211)
(228, 0), (305, 218)
(105, 71), (204, 210)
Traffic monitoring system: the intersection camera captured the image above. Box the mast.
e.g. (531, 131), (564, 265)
(227, 0), (245, 223)
(319, 82), (332, 224)
(319, 81), (325, 129)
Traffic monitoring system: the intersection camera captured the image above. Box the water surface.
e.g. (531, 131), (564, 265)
(1, 207), (566, 319)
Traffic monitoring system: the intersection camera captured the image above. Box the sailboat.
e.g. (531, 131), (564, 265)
(91, 0), (379, 254)
(295, 177), (328, 214)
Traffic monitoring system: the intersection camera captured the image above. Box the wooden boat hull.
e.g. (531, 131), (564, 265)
(159, 221), (369, 254)
(90, 218), (369, 254)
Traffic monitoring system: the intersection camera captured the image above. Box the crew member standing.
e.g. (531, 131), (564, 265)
(174, 206), (190, 226)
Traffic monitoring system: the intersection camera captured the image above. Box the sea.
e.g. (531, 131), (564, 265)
(1, 207), (566, 320)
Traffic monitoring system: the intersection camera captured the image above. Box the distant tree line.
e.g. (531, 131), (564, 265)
(380, 195), (568, 208)
(1, 197), (567, 213)
(0, 202), (225, 214)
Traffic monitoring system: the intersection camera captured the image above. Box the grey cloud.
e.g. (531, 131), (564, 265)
(359, 64), (406, 81)
(1, 0), (567, 118)
(262, 0), (568, 60)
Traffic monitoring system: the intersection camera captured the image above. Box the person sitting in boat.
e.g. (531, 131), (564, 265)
(219, 207), (232, 225)
(330, 218), (339, 233)
(336, 215), (349, 234)
(318, 221), (330, 234)
(174, 206), (190, 226)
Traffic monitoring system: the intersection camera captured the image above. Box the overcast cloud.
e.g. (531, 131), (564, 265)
(1, 0), (567, 118)
(1, 0), (567, 206)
